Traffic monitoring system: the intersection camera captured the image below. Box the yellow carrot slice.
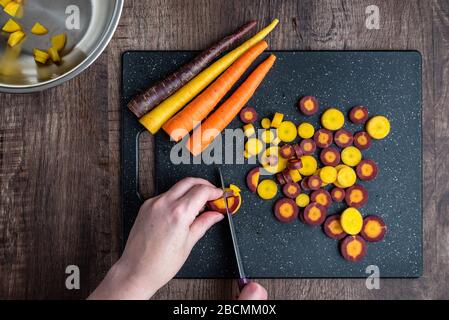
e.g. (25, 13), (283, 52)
(140, 19), (279, 134)
(31, 22), (48, 35)
(2, 18), (20, 32)
(51, 33), (67, 51)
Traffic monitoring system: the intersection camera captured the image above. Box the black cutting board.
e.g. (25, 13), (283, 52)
(121, 51), (422, 278)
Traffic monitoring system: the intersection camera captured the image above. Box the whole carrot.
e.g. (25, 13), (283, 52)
(127, 20), (257, 118)
(162, 40), (269, 142)
(140, 19), (279, 134)
(187, 54), (277, 156)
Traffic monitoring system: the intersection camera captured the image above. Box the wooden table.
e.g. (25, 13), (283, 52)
(1, 0), (448, 299)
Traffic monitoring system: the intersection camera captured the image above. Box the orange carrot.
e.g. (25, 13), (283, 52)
(187, 54), (276, 156)
(162, 41), (269, 142)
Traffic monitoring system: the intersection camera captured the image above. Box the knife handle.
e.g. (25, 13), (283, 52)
(238, 278), (249, 291)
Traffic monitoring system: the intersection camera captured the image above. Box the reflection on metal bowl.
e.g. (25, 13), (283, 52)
(0, 0), (123, 93)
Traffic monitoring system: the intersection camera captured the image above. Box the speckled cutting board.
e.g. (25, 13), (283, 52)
(121, 51), (422, 278)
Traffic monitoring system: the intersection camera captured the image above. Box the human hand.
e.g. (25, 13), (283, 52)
(89, 177), (224, 300)
(238, 282), (268, 300)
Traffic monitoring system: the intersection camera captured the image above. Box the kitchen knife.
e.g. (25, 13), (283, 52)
(218, 168), (249, 291)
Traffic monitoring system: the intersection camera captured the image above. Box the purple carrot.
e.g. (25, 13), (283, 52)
(127, 20), (258, 118)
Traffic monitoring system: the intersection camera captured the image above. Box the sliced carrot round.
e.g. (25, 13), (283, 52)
(271, 112), (284, 128)
(298, 96), (319, 115)
(298, 155), (318, 176)
(324, 215), (347, 240)
(311, 189), (332, 207)
(246, 167), (260, 193)
(337, 166), (357, 188)
(341, 146), (362, 167)
(271, 137), (281, 146)
(295, 193), (310, 207)
(261, 118), (271, 129)
(277, 121), (297, 142)
(245, 138), (263, 156)
(280, 144), (294, 159)
(319, 166), (337, 184)
(287, 158), (302, 170)
(314, 129), (333, 148)
(288, 169), (302, 183)
(207, 188), (242, 215)
(243, 123), (255, 137)
(297, 122), (315, 139)
(299, 138), (316, 155)
(292, 144), (303, 158)
(239, 106), (258, 124)
(303, 202), (327, 226)
(345, 184), (368, 208)
(349, 105), (369, 124)
(276, 172), (287, 185)
(331, 187), (345, 202)
(307, 175), (322, 190)
(340, 207), (363, 235)
(257, 179), (278, 200)
(366, 115), (390, 139)
(261, 130), (275, 144)
(282, 169), (293, 183)
(341, 235), (367, 262)
(361, 215), (387, 242)
(274, 198), (299, 222)
(334, 129), (354, 148)
(282, 182), (301, 198)
(320, 147), (340, 166)
(356, 159), (378, 181)
(261, 146), (288, 174)
(321, 108), (345, 131)
(353, 131), (372, 150)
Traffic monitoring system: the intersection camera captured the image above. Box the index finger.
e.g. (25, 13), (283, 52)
(179, 184), (223, 222)
(167, 177), (215, 200)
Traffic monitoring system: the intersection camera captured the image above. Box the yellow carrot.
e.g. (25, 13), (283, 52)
(139, 19), (279, 134)
(187, 54), (276, 156)
(162, 40), (269, 142)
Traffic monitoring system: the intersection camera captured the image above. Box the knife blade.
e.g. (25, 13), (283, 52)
(218, 168), (249, 291)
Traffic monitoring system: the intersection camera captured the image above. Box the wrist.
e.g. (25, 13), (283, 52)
(89, 259), (158, 300)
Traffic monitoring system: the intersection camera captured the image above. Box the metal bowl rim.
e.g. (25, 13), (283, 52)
(0, 0), (124, 93)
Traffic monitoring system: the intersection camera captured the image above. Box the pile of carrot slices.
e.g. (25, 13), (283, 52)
(127, 19), (280, 155)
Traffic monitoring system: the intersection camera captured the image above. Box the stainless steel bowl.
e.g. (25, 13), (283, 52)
(0, 0), (123, 93)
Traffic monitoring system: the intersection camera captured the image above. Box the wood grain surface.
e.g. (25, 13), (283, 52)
(1, 0), (448, 299)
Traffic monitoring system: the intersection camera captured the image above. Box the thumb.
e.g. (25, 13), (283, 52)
(188, 211), (224, 247)
(238, 282), (268, 300)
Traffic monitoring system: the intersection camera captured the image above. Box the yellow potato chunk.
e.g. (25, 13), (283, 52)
(31, 22), (48, 35)
(34, 48), (50, 64)
(48, 47), (61, 62)
(2, 18), (21, 32)
(4, 1), (21, 17)
(7, 30), (25, 47)
(51, 33), (67, 51)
